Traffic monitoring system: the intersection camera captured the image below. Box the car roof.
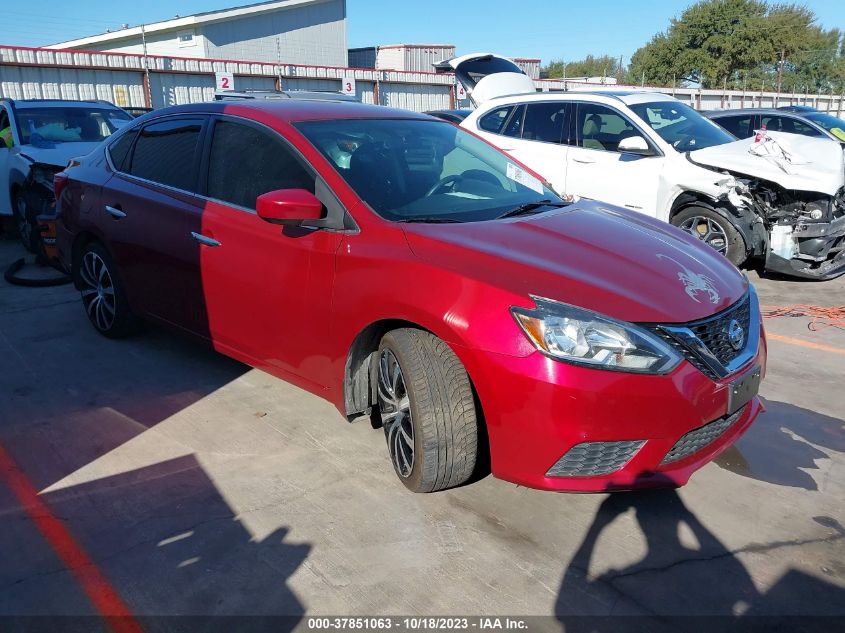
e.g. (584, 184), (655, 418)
(481, 90), (678, 107)
(2, 99), (124, 110)
(145, 99), (433, 123)
(705, 108), (810, 117)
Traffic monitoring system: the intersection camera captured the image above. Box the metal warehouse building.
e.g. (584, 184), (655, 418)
(47, 0), (348, 67)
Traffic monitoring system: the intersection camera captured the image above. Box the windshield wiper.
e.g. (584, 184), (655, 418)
(393, 217), (465, 224)
(496, 200), (569, 220)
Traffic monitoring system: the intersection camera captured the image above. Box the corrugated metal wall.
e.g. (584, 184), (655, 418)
(379, 83), (451, 112)
(347, 47), (376, 69)
(2, 45), (843, 116)
(376, 46), (456, 72)
(0, 65), (146, 106)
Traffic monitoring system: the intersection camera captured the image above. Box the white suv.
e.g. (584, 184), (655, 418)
(437, 54), (845, 279)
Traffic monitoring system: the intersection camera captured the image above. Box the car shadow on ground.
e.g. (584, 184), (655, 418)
(554, 490), (845, 631)
(714, 398), (845, 490)
(0, 453), (310, 630)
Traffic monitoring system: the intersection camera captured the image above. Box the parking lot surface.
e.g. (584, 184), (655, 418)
(0, 237), (843, 628)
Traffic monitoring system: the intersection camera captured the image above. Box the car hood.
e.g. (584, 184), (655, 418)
(689, 131), (845, 195)
(402, 201), (748, 324)
(19, 142), (99, 169)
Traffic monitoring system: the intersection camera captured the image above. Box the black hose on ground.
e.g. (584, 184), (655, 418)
(4, 257), (72, 287)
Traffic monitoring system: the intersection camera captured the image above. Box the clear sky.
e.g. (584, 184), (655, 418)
(4, 0), (844, 65)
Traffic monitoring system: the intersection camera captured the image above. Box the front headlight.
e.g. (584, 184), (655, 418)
(511, 297), (682, 374)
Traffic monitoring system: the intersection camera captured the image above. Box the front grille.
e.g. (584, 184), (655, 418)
(647, 293), (753, 380)
(661, 406), (747, 465)
(689, 298), (751, 366)
(547, 440), (645, 477)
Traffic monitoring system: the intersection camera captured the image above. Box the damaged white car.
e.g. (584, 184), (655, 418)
(437, 54), (845, 279)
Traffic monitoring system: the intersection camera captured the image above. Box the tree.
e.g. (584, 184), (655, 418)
(543, 55), (624, 81)
(626, 0), (844, 91)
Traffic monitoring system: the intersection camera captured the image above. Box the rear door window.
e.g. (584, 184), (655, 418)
(128, 118), (204, 192)
(206, 119), (315, 210)
(522, 102), (569, 144)
(108, 130), (137, 171)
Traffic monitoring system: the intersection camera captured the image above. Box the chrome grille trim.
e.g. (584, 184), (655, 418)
(645, 286), (761, 380)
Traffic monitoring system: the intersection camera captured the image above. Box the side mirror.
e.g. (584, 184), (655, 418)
(256, 188), (323, 226)
(618, 135), (654, 156)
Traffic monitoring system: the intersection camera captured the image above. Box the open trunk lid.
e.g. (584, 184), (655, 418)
(434, 53), (536, 107)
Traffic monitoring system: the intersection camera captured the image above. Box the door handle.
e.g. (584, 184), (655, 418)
(572, 157), (596, 164)
(191, 231), (221, 247)
(104, 205), (126, 218)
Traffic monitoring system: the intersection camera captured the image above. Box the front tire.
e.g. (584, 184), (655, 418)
(376, 329), (478, 492)
(672, 206), (746, 266)
(75, 242), (140, 338)
(13, 190), (39, 254)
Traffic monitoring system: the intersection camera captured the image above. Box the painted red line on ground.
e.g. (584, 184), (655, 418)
(0, 443), (143, 633)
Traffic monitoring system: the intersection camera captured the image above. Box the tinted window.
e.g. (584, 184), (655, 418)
(761, 115), (824, 137)
(522, 102), (568, 144)
(108, 130), (137, 171)
(478, 107), (512, 134)
(576, 103), (640, 152)
(128, 118), (203, 191)
(714, 115), (754, 138)
(207, 119), (314, 210)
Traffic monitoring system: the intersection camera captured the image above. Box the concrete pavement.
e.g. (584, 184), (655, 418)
(0, 237), (843, 628)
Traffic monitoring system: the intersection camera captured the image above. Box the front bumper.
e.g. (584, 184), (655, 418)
(456, 335), (766, 492)
(765, 215), (845, 280)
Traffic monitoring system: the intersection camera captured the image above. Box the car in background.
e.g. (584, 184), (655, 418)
(54, 99), (764, 493)
(123, 106), (154, 118)
(214, 89), (359, 102)
(438, 53), (845, 279)
(424, 109), (472, 124)
(705, 108), (845, 145)
(0, 98), (132, 252)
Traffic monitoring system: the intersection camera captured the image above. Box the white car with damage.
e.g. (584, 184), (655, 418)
(436, 54), (845, 279)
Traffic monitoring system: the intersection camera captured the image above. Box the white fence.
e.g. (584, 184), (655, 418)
(1, 44), (843, 116)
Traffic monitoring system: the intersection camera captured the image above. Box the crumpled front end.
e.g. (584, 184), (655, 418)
(689, 132), (845, 279)
(718, 174), (845, 280)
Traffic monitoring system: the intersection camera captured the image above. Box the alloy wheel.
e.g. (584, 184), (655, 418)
(377, 349), (415, 478)
(678, 215), (728, 254)
(79, 251), (117, 332)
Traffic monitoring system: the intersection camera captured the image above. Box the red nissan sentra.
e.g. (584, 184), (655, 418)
(54, 100), (766, 493)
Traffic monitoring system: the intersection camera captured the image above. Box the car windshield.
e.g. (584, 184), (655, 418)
(628, 101), (735, 152)
(295, 118), (561, 222)
(15, 107), (132, 146)
(805, 113), (845, 141)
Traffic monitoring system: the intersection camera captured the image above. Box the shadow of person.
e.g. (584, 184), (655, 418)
(556, 490), (760, 630)
(715, 398), (845, 490)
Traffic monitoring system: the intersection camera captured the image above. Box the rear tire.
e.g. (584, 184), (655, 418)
(75, 242), (140, 338)
(672, 206), (746, 266)
(376, 328), (478, 492)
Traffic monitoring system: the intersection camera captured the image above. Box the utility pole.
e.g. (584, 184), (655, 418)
(141, 24), (152, 108)
(776, 48), (785, 94)
(641, 70), (645, 87)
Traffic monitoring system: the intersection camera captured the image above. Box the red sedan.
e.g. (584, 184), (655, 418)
(54, 100), (765, 492)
